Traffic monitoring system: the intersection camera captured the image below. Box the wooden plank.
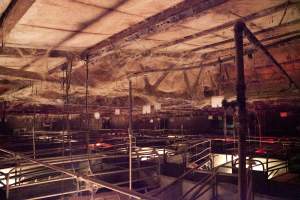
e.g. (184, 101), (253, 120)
(0, 0), (35, 43)
(0, 65), (59, 83)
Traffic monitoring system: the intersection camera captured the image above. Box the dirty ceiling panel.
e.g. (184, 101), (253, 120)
(6, 0), (184, 51)
(0, 0), (299, 109)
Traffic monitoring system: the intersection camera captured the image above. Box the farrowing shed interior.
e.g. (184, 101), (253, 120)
(0, 0), (300, 200)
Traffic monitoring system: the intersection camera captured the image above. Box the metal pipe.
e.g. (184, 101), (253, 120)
(234, 21), (248, 200)
(0, 148), (158, 200)
(224, 108), (227, 138)
(11, 165), (157, 189)
(179, 174), (210, 200)
(85, 55), (93, 175)
(85, 55), (90, 152)
(27, 189), (89, 200)
(32, 106), (36, 159)
(13, 153), (134, 168)
(6, 174), (9, 199)
(128, 79), (133, 191)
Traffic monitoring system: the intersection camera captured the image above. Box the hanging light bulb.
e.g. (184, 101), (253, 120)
(211, 96), (224, 108)
(115, 109), (120, 115)
(94, 112), (100, 119)
(142, 104), (151, 114)
(154, 103), (161, 111)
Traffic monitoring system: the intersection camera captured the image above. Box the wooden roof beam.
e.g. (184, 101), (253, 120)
(0, 65), (59, 83)
(0, 0), (35, 45)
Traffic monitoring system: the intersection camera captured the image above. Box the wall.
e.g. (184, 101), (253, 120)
(2, 108), (300, 137)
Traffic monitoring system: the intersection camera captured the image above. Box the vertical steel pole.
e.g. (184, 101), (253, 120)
(223, 109), (227, 138)
(234, 21), (248, 200)
(65, 59), (72, 158)
(128, 79), (133, 191)
(32, 106), (36, 159)
(62, 69), (66, 156)
(85, 56), (90, 154)
(6, 174), (9, 199)
(223, 108), (227, 162)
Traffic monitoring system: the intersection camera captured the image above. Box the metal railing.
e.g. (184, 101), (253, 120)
(0, 147), (160, 200)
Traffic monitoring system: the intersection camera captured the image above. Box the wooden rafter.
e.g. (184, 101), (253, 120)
(0, 65), (59, 83)
(0, 0), (35, 44)
(183, 71), (192, 96)
(192, 67), (203, 93)
(152, 71), (170, 90)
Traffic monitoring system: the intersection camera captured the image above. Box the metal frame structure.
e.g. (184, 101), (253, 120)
(233, 20), (298, 200)
(0, 147), (160, 200)
(0, 7), (298, 197)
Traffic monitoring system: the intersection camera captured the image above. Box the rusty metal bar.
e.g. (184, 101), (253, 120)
(234, 21), (248, 200)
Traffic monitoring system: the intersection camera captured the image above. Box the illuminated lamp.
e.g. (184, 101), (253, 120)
(142, 106), (146, 114)
(280, 112), (288, 118)
(154, 103), (161, 111)
(96, 143), (101, 147)
(142, 104), (151, 114)
(94, 112), (100, 119)
(115, 109), (120, 115)
(211, 96), (224, 108)
(150, 119), (154, 123)
(55, 99), (64, 105)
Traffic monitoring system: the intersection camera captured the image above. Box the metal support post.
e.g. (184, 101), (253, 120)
(85, 55), (90, 153)
(32, 106), (36, 159)
(6, 174), (9, 199)
(213, 174), (218, 200)
(128, 79), (133, 191)
(223, 109), (227, 138)
(234, 21), (248, 200)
